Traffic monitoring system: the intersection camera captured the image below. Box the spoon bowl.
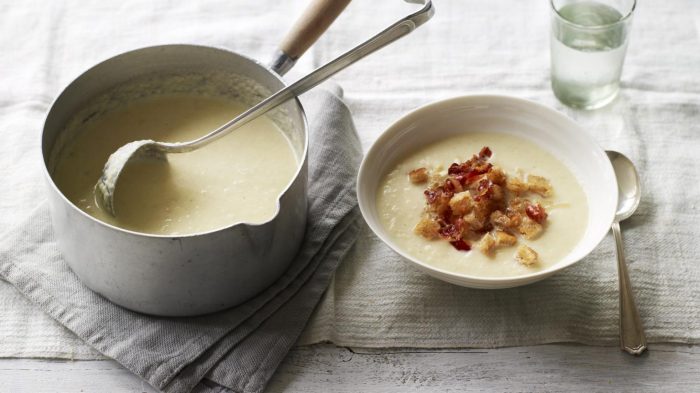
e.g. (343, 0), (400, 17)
(608, 150), (641, 221)
(95, 140), (165, 215)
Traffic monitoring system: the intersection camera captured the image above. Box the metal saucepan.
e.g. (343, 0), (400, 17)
(42, 0), (434, 316)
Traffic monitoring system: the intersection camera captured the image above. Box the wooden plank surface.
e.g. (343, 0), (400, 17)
(1, 344), (698, 392)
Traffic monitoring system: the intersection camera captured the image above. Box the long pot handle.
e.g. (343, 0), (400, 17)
(270, 0), (352, 75)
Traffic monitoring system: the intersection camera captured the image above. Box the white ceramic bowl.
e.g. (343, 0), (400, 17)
(357, 95), (618, 289)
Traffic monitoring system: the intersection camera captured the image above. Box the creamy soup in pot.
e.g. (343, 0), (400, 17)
(376, 132), (588, 277)
(53, 94), (298, 235)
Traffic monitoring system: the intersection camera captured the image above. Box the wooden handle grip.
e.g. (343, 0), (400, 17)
(278, 0), (351, 60)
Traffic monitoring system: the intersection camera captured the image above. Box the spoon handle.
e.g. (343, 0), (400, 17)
(612, 221), (647, 355)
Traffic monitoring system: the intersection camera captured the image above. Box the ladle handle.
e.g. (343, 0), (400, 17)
(613, 221), (648, 355)
(176, 0), (434, 152)
(271, 0), (352, 75)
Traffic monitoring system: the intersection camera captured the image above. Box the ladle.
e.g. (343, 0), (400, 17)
(95, 0), (434, 215)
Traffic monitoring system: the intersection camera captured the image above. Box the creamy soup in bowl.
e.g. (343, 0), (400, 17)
(357, 95), (618, 289)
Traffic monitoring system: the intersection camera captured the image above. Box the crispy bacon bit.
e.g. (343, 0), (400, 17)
(467, 163), (492, 182)
(473, 178), (494, 202)
(525, 202), (548, 224)
(408, 167), (429, 184)
(424, 188), (439, 204)
(410, 146), (553, 263)
(448, 163), (463, 175)
(443, 177), (463, 193)
(439, 217), (464, 241)
(450, 239), (471, 251)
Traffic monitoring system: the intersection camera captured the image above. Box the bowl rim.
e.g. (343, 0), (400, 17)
(357, 93), (617, 285)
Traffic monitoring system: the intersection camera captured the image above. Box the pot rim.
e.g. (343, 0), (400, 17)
(41, 43), (310, 240)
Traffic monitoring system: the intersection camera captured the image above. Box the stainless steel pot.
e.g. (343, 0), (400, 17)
(43, 44), (313, 316)
(41, 0), (433, 316)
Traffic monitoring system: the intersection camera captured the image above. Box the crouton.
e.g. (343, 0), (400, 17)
(487, 166), (507, 185)
(491, 183), (505, 202)
(494, 230), (517, 247)
(472, 199), (494, 223)
(527, 175), (553, 197)
(449, 191), (473, 216)
(463, 211), (483, 231)
(408, 167), (429, 184)
(518, 216), (543, 240)
(508, 197), (527, 212)
(478, 233), (496, 256)
(515, 245), (539, 266)
(414, 216), (441, 239)
(506, 177), (528, 194)
(490, 210), (512, 229)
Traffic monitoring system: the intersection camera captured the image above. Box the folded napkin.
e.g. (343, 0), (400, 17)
(0, 85), (361, 393)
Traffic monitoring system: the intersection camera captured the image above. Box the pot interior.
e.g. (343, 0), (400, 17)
(44, 44), (307, 182)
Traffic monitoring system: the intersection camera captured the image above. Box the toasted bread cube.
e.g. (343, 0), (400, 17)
(478, 233), (496, 256)
(449, 191), (473, 216)
(414, 216), (441, 239)
(408, 167), (429, 184)
(487, 166), (507, 185)
(508, 197), (527, 213)
(491, 183), (505, 202)
(463, 212), (480, 231)
(527, 175), (553, 197)
(490, 210), (511, 229)
(494, 230), (517, 247)
(473, 199), (493, 222)
(446, 177), (464, 193)
(506, 209), (523, 228)
(506, 177), (528, 195)
(515, 245), (539, 266)
(518, 216), (543, 240)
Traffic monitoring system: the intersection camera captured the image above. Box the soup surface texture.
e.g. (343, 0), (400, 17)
(53, 94), (298, 235)
(376, 132), (588, 277)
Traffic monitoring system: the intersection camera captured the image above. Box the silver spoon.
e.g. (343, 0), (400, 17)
(607, 150), (647, 356)
(94, 0), (434, 216)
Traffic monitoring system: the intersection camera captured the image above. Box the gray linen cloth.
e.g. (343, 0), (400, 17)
(0, 85), (361, 393)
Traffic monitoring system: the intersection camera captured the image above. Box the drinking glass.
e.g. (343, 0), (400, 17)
(550, 0), (636, 109)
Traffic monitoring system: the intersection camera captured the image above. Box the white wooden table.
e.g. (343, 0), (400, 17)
(1, 344), (698, 392)
(2, 1), (698, 392)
